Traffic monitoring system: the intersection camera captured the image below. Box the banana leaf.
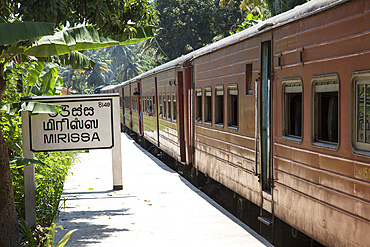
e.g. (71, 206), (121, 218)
(0, 22), (55, 46)
(56, 51), (96, 70)
(1, 101), (62, 115)
(22, 25), (156, 57)
(20, 101), (62, 114)
(9, 156), (47, 169)
(0, 102), (20, 114)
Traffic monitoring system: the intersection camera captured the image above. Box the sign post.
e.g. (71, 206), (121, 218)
(112, 96), (123, 190)
(21, 110), (36, 227)
(22, 94), (122, 226)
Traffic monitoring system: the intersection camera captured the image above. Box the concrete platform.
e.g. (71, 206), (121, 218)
(54, 133), (273, 247)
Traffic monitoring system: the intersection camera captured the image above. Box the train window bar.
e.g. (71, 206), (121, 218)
(227, 84), (238, 129)
(163, 94), (167, 119)
(204, 87), (212, 125)
(195, 88), (202, 123)
(312, 74), (340, 149)
(167, 93), (171, 120)
(172, 93), (177, 121)
(152, 95), (155, 115)
(159, 94), (163, 118)
(352, 71), (370, 154)
(215, 85), (224, 126)
(282, 78), (303, 142)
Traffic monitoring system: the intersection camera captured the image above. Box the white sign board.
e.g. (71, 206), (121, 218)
(22, 94), (123, 227)
(26, 95), (115, 152)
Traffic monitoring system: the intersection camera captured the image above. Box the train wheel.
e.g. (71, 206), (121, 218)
(237, 198), (247, 222)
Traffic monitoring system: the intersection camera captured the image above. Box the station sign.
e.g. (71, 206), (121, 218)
(23, 94), (117, 152)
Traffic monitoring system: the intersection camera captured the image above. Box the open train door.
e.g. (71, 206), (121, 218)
(155, 77), (160, 147)
(182, 60), (194, 165)
(177, 71), (186, 163)
(137, 82), (143, 136)
(121, 87), (125, 131)
(257, 35), (274, 240)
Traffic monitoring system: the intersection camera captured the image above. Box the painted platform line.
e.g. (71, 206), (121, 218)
(54, 133), (273, 247)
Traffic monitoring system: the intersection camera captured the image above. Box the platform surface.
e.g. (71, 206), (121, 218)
(54, 133), (273, 247)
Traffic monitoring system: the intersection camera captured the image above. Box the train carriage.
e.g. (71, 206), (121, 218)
(101, 0), (370, 246)
(117, 54), (194, 165)
(101, 84), (125, 129)
(141, 75), (157, 146)
(189, 0), (370, 246)
(272, 1), (370, 245)
(140, 55), (193, 164)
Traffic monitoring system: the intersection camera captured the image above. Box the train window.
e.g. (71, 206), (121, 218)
(228, 84), (238, 128)
(163, 94), (167, 118)
(196, 89), (202, 123)
(204, 87), (212, 124)
(172, 93), (177, 121)
(215, 85), (224, 126)
(353, 72), (370, 152)
(246, 64), (253, 95)
(159, 94), (163, 117)
(282, 79), (303, 141)
(167, 93), (171, 119)
(312, 74), (339, 147)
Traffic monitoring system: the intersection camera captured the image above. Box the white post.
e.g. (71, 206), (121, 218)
(21, 110), (36, 226)
(112, 96), (123, 190)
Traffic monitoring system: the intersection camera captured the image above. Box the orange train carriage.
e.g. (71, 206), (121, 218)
(101, 0), (370, 246)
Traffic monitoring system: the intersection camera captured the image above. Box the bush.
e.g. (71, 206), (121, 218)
(12, 151), (79, 226)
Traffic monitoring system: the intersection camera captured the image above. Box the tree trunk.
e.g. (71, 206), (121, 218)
(0, 67), (20, 246)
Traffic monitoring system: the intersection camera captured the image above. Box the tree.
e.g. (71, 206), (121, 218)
(112, 45), (143, 82)
(223, 0), (270, 34)
(265, 0), (308, 16)
(0, 1), (156, 245)
(154, 0), (241, 61)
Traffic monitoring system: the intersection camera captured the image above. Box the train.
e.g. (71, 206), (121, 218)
(101, 0), (370, 246)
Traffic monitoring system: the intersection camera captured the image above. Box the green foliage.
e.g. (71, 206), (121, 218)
(3, 61), (63, 98)
(54, 229), (78, 247)
(0, 22), (55, 46)
(59, 42), (164, 91)
(110, 45), (143, 82)
(230, 7), (268, 34)
(155, 0), (242, 60)
(0, 59), (79, 246)
(10, 156), (46, 169)
(9, 0), (157, 36)
(265, 0), (308, 16)
(12, 150), (79, 233)
(0, 113), (22, 153)
(19, 218), (39, 247)
(1, 25), (156, 62)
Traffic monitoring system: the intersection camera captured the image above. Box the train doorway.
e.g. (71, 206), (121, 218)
(258, 38), (274, 242)
(260, 40), (272, 192)
(177, 71), (186, 162)
(137, 82), (143, 136)
(155, 77), (160, 147)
